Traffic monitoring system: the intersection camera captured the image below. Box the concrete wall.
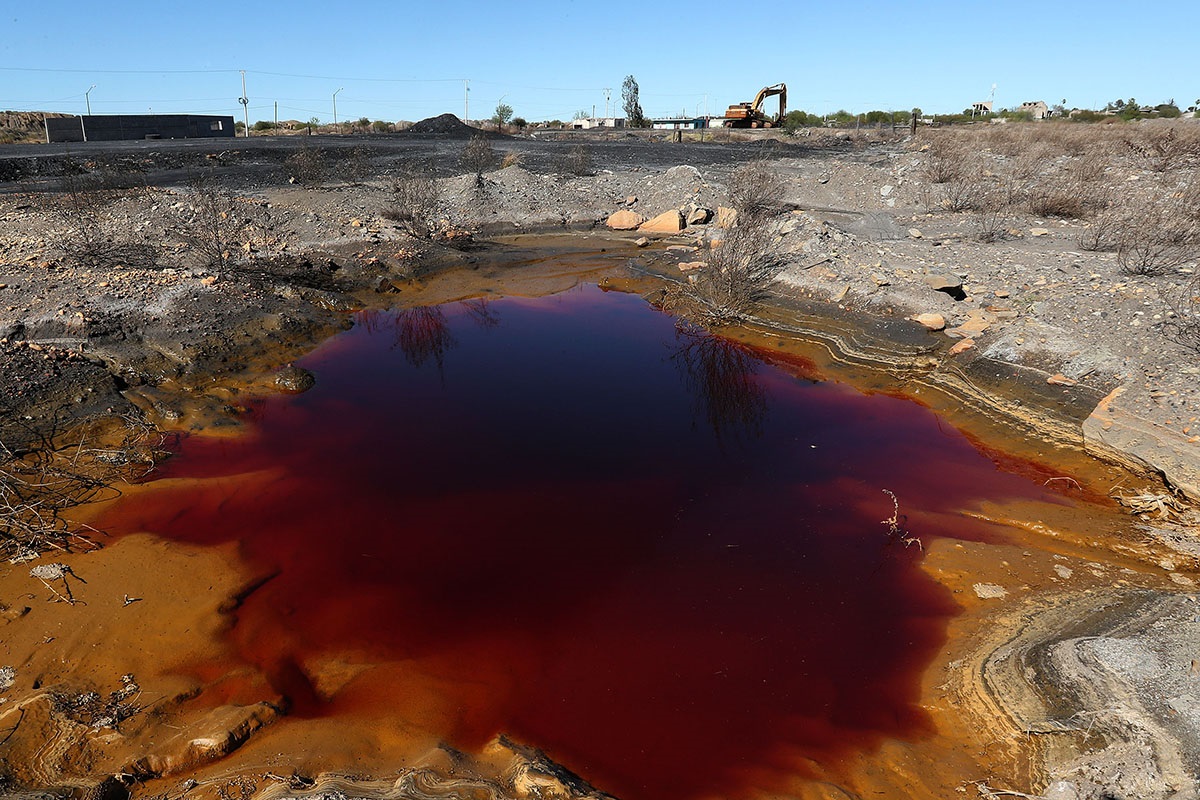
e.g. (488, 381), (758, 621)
(47, 115), (236, 143)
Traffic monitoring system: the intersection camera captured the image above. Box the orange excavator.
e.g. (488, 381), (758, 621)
(723, 83), (787, 128)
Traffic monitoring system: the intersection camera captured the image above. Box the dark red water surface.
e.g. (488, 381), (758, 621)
(100, 285), (1064, 799)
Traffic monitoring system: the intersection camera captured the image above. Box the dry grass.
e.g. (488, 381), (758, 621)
(919, 123), (1200, 278)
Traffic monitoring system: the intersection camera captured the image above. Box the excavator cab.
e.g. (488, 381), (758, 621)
(723, 83), (787, 128)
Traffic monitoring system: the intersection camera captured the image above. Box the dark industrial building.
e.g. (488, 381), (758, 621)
(46, 114), (236, 143)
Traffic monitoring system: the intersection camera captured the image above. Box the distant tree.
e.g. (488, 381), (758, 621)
(492, 102), (513, 131)
(371, 119), (392, 133)
(511, 117), (527, 131)
(783, 109), (822, 131)
(1156, 103), (1182, 118)
(622, 75), (646, 128)
(572, 109), (590, 121)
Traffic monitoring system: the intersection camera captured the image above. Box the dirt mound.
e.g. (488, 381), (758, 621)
(407, 113), (478, 137)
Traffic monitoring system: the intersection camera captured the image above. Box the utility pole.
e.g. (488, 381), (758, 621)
(239, 70), (249, 137)
(464, 79), (469, 122)
(333, 87), (343, 133)
(85, 84), (95, 116)
(603, 87), (611, 120)
(274, 100), (278, 127)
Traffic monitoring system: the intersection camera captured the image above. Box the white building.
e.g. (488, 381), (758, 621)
(571, 117), (625, 130)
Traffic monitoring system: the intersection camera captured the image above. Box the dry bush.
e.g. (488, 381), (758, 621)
(344, 146), (373, 185)
(1124, 126), (1200, 173)
(935, 174), (984, 212)
(284, 144), (326, 185)
(171, 175), (280, 267)
(1113, 182), (1200, 275)
(728, 158), (788, 220)
(561, 144), (594, 176)
(921, 134), (974, 183)
(1162, 273), (1200, 355)
(460, 133), (497, 184)
(1078, 207), (1125, 251)
(972, 190), (1012, 242)
(1, 413), (166, 562)
(500, 151), (522, 169)
(663, 219), (786, 325)
(42, 171), (157, 269)
(382, 160), (441, 239)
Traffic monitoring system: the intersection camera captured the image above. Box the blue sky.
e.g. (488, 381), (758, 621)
(2, 0), (1196, 123)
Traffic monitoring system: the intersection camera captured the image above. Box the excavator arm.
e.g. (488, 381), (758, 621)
(751, 83), (787, 120)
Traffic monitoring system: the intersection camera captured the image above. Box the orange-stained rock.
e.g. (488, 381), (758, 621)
(638, 210), (684, 234)
(606, 210), (645, 230)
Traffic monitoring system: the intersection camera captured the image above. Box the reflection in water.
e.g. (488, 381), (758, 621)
(671, 323), (768, 440)
(462, 297), (501, 329)
(360, 306), (458, 369)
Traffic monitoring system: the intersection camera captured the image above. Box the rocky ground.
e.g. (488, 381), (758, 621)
(1, 120), (1199, 800)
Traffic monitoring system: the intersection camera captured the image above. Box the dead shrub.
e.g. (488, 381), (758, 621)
(1162, 273), (1200, 355)
(1, 413), (166, 562)
(921, 135), (972, 183)
(1125, 127), (1200, 173)
(50, 674), (141, 730)
(382, 160), (441, 239)
(972, 191), (1012, 242)
(935, 174), (984, 212)
(1114, 187), (1200, 276)
(284, 144), (326, 185)
(561, 144), (594, 176)
(663, 217), (786, 325)
(1078, 207), (1124, 251)
(42, 171), (157, 269)
(728, 158), (787, 220)
(344, 146), (373, 185)
(500, 151), (522, 169)
(171, 174), (280, 267)
(460, 133), (497, 185)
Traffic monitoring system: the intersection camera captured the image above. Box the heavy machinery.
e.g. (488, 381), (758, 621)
(723, 83), (786, 128)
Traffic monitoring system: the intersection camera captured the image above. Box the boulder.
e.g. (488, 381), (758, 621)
(638, 210), (685, 234)
(274, 364), (316, 394)
(924, 273), (966, 300)
(678, 261), (706, 272)
(686, 206), (713, 226)
(634, 236), (650, 248)
(606, 210), (645, 230)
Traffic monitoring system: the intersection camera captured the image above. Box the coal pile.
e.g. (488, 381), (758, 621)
(406, 113), (479, 137)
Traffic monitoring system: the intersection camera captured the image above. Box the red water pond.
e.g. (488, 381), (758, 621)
(101, 284), (1069, 799)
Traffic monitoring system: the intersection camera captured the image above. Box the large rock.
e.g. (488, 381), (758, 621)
(638, 210), (684, 234)
(686, 206), (713, 226)
(924, 273), (966, 300)
(606, 210), (645, 230)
